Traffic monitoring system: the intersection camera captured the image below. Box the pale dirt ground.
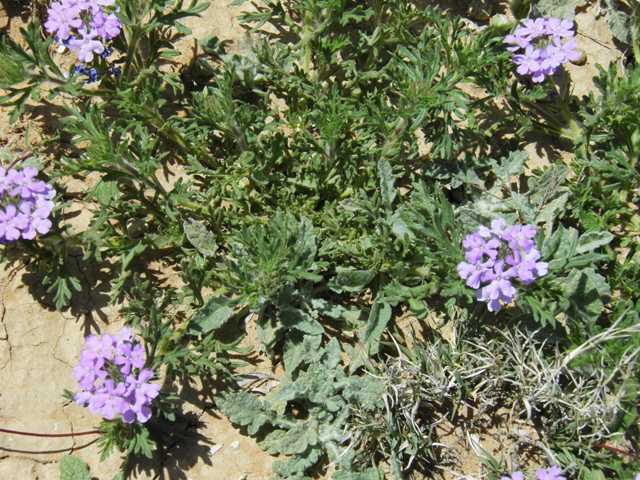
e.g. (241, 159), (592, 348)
(0, 1), (625, 479)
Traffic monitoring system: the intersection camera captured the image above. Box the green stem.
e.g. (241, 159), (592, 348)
(122, 28), (141, 82)
(631, 6), (640, 64)
(553, 89), (586, 158)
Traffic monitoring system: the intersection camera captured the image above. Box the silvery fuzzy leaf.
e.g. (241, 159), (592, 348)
(183, 218), (218, 257)
(215, 391), (270, 435)
(59, 455), (91, 480)
(328, 267), (375, 293)
(187, 294), (235, 335)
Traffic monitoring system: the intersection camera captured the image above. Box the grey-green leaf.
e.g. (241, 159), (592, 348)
(492, 151), (528, 187)
(187, 294), (235, 335)
(184, 218), (218, 257)
(283, 332), (323, 372)
(215, 390), (270, 435)
(575, 231), (614, 254)
(328, 268), (375, 293)
(59, 455), (91, 480)
(536, 0), (583, 20)
(606, 7), (631, 44)
(362, 301), (392, 352)
(279, 306), (324, 335)
(378, 157), (396, 213)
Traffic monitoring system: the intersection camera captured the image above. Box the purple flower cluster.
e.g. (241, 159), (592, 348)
(45, 0), (122, 64)
(0, 166), (55, 242)
(505, 17), (581, 82)
(73, 327), (160, 424)
(502, 467), (565, 480)
(457, 219), (548, 312)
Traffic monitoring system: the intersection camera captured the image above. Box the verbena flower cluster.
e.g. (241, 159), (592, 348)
(45, 0), (122, 68)
(73, 327), (160, 424)
(505, 17), (581, 82)
(457, 219), (548, 312)
(502, 467), (566, 480)
(0, 166), (55, 242)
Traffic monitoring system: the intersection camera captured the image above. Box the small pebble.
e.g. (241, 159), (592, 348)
(208, 444), (223, 456)
(230, 441), (240, 450)
(570, 48), (587, 65)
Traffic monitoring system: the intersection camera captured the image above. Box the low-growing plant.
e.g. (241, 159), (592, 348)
(0, 0), (639, 478)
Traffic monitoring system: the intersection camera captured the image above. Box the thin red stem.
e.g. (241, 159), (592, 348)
(353, 331), (376, 369)
(0, 427), (100, 438)
(584, 442), (640, 461)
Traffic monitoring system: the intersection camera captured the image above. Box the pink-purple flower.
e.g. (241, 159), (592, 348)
(0, 166), (56, 242)
(536, 466), (566, 480)
(45, 0), (122, 68)
(502, 472), (525, 480)
(457, 219), (548, 312)
(68, 27), (105, 63)
(0, 205), (28, 242)
(504, 17), (580, 83)
(44, 1), (82, 41)
(73, 327), (159, 424)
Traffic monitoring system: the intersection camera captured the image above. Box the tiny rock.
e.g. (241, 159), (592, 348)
(208, 444), (223, 456)
(570, 48), (587, 65)
(468, 0), (492, 21)
(230, 441), (240, 450)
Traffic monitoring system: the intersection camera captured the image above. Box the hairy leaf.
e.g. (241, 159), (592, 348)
(59, 455), (91, 480)
(215, 390), (271, 435)
(184, 218), (218, 257)
(187, 294), (235, 335)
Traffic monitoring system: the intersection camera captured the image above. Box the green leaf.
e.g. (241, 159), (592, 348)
(272, 446), (322, 477)
(561, 268), (612, 322)
(492, 150), (528, 187)
(361, 301), (392, 353)
(279, 306), (324, 335)
(187, 294), (235, 335)
(509, 0), (532, 20)
(537, 192), (569, 235)
(277, 418), (319, 455)
(528, 165), (569, 207)
(332, 467), (384, 480)
(378, 157), (396, 214)
(59, 455), (91, 480)
(606, 5), (631, 44)
(536, 0), (583, 20)
(184, 218), (218, 257)
(328, 268), (375, 293)
(283, 332), (323, 372)
(215, 390), (271, 435)
(258, 429), (288, 454)
(575, 231), (614, 254)
(343, 375), (387, 411)
(321, 337), (342, 369)
(511, 192), (538, 226)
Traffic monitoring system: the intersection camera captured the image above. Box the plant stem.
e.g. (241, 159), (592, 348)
(0, 427), (99, 437)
